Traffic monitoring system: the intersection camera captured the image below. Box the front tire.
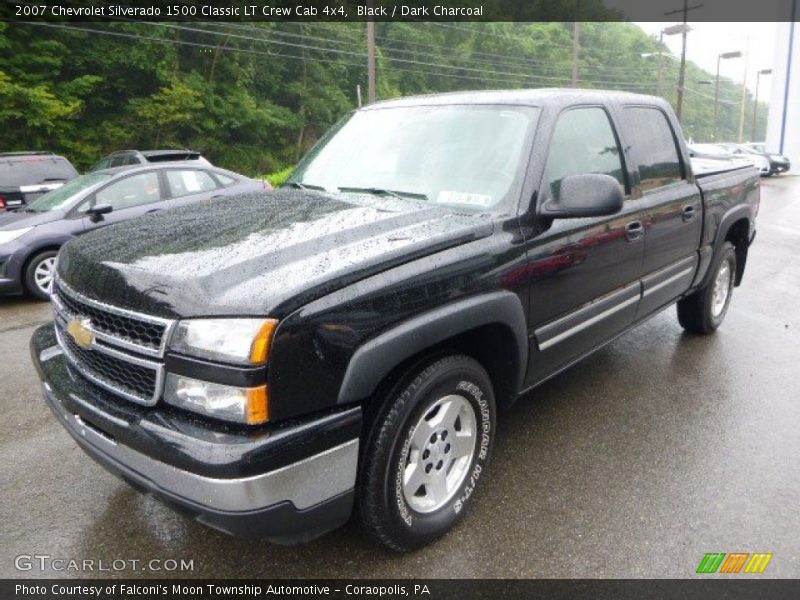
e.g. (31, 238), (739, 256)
(23, 250), (58, 301)
(359, 354), (496, 552)
(677, 242), (737, 334)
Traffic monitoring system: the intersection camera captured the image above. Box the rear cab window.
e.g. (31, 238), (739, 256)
(623, 106), (685, 193)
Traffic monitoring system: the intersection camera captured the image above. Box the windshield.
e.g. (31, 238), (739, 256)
(289, 105), (538, 211)
(24, 173), (111, 212)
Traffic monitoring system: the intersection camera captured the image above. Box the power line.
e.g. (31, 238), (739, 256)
(186, 22), (662, 87)
(430, 22), (578, 49)
(135, 21), (659, 88)
(684, 86), (740, 104)
(175, 20), (663, 83)
(218, 21), (575, 76)
(15, 21), (368, 69)
(14, 21), (660, 95)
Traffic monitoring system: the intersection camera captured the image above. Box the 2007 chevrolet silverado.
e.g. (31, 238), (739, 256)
(31, 90), (759, 551)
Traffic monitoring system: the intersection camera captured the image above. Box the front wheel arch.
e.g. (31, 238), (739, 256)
(337, 291), (528, 409)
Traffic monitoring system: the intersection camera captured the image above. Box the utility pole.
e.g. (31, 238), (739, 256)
(751, 69), (771, 141)
(676, 16), (688, 120)
(366, 1), (376, 103)
(572, 0), (581, 87)
(657, 31), (664, 97)
(713, 51), (742, 141)
(664, 1), (703, 123)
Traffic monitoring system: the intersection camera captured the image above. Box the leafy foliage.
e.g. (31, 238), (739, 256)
(0, 21), (769, 175)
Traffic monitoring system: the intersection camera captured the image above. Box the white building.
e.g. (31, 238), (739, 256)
(766, 12), (799, 172)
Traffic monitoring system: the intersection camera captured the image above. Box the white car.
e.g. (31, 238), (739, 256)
(689, 143), (770, 176)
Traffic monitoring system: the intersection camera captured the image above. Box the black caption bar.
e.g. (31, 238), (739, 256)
(1, 0), (799, 22)
(4, 580), (800, 600)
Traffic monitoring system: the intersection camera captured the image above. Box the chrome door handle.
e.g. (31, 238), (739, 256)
(625, 220), (644, 241)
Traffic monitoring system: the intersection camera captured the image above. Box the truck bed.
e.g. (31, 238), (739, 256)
(691, 156), (755, 179)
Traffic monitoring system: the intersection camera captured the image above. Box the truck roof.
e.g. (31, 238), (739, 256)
(364, 88), (664, 110)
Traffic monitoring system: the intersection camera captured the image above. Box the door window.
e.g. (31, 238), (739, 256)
(544, 107), (625, 203)
(165, 169), (218, 198)
(624, 107), (683, 192)
(95, 172), (162, 210)
(214, 173), (237, 186)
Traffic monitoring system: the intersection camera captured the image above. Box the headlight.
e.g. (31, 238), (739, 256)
(169, 318), (278, 365)
(0, 227), (33, 245)
(163, 374), (268, 424)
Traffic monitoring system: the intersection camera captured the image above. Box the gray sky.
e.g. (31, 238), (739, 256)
(635, 22), (778, 97)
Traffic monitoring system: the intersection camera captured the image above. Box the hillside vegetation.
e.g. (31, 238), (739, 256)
(0, 20), (766, 175)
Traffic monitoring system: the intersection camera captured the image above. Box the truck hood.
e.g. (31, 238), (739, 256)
(57, 189), (493, 318)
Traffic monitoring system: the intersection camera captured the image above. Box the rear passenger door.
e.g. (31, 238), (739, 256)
(524, 105), (647, 383)
(163, 168), (224, 207)
(621, 106), (702, 317)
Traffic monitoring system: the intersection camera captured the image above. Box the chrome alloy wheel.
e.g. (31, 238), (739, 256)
(711, 259), (733, 318)
(402, 394), (477, 514)
(34, 256), (56, 296)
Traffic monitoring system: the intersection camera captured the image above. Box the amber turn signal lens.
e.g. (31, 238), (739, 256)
(246, 385), (269, 424)
(249, 319), (278, 363)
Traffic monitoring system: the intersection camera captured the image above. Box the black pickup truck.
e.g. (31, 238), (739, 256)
(31, 90), (759, 551)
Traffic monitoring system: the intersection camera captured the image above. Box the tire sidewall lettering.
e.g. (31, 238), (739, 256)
(394, 427), (415, 527)
(453, 380), (491, 515)
(391, 376), (493, 527)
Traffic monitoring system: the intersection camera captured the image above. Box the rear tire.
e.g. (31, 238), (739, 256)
(23, 250), (58, 301)
(359, 354), (496, 552)
(677, 242), (737, 334)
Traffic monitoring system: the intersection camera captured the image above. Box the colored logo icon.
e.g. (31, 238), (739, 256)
(697, 553), (773, 574)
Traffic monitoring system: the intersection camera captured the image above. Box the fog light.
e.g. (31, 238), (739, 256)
(163, 374), (268, 424)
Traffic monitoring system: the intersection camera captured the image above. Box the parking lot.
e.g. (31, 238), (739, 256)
(1, 175), (798, 579)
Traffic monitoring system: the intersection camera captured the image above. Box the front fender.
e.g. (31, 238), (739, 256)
(337, 290), (528, 405)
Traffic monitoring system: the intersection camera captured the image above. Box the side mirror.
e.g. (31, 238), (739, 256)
(538, 173), (624, 219)
(86, 203), (113, 222)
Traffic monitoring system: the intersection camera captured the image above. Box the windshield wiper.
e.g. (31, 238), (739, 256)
(337, 186), (428, 201)
(285, 181), (326, 191)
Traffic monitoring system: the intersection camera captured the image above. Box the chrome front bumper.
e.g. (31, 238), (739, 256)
(32, 323), (360, 542)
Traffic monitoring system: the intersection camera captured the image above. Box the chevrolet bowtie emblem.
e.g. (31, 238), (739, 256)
(67, 318), (95, 349)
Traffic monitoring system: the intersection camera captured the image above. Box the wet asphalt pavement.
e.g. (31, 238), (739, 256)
(1, 176), (798, 579)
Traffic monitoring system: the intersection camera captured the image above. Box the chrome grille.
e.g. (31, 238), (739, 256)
(51, 276), (173, 405)
(55, 320), (160, 404)
(52, 277), (174, 358)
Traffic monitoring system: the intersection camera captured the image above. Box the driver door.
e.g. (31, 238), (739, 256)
(523, 105), (646, 384)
